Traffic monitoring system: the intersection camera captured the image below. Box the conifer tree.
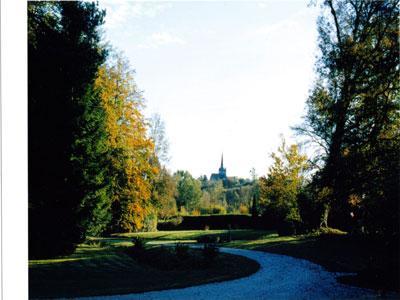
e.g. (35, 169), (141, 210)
(28, 1), (108, 258)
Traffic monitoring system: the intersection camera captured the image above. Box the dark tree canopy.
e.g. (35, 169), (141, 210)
(295, 0), (399, 236)
(28, 1), (108, 258)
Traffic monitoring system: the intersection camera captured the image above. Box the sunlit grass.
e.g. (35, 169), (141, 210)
(223, 235), (301, 249)
(29, 229), (265, 298)
(29, 229), (295, 268)
(113, 229), (275, 242)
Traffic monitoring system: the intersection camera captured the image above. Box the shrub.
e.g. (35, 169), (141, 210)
(196, 235), (221, 244)
(175, 243), (189, 260)
(239, 204), (249, 214)
(158, 214), (256, 231)
(131, 236), (146, 256)
(226, 230), (232, 242)
(211, 205), (226, 215)
(310, 227), (347, 237)
(86, 239), (103, 247)
(169, 216), (183, 226)
(143, 213), (158, 232)
(203, 243), (219, 262)
(179, 206), (189, 216)
(191, 209), (201, 216)
(156, 216), (183, 230)
(277, 220), (296, 236)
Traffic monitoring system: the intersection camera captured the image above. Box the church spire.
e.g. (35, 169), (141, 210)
(221, 153), (224, 168)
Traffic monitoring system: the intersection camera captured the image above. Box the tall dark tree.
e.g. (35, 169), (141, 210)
(28, 2), (108, 258)
(295, 0), (399, 235)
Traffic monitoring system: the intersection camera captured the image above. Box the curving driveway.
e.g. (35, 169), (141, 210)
(75, 247), (388, 299)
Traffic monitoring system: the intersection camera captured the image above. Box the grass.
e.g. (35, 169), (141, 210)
(113, 229), (275, 241)
(117, 228), (399, 292)
(217, 229), (399, 293)
(29, 232), (260, 299)
(30, 228), (399, 298)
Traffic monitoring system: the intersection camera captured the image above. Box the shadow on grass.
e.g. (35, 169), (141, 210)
(29, 234), (260, 299)
(235, 233), (400, 293)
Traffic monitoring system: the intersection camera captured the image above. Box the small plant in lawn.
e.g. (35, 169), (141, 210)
(86, 240), (103, 247)
(175, 243), (189, 260)
(131, 236), (146, 257)
(197, 235), (220, 244)
(311, 227), (347, 237)
(227, 224), (232, 242)
(203, 243), (219, 262)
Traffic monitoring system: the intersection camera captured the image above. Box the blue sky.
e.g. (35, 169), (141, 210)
(98, 0), (319, 178)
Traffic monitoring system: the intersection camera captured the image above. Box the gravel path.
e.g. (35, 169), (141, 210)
(74, 247), (388, 300)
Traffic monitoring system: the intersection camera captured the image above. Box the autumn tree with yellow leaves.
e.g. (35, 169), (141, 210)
(259, 137), (308, 234)
(94, 53), (158, 232)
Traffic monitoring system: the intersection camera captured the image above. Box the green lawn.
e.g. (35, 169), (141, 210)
(113, 229), (275, 241)
(242, 233), (400, 292)
(29, 229), (399, 298)
(29, 231), (260, 299)
(120, 229), (399, 292)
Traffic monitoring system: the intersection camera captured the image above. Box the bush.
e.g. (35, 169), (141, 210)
(211, 205), (227, 215)
(226, 229), (232, 242)
(197, 235), (220, 244)
(157, 214), (257, 231)
(156, 216), (183, 230)
(191, 209), (201, 216)
(310, 227), (347, 237)
(277, 220), (296, 236)
(131, 236), (146, 256)
(239, 204), (249, 214)
(203, 243), (219, 262)
(143, 213), (158, 232)
(175, 243), (189, 260)
(179, 206), (189, 216)
(86, 240), (103, 247)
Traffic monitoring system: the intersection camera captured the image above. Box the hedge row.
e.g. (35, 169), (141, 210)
(157, 214), (265, 231)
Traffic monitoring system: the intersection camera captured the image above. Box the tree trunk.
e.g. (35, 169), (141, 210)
(320, 203), (330, 228)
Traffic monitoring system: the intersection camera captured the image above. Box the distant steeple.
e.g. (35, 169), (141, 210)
(211, 153), (227, 181)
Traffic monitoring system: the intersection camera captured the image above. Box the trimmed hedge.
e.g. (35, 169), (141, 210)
(157, 214), (263, 231)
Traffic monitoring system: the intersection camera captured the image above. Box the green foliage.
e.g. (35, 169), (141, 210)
(174, 170), (202, 213)
(211, 205), (227, 215)
(73, 85), (112, 237)
(310, 227), (347, 237)
(157, 216), (183, 230)
(197, 235), (221, 244)
(30, 234), (260, 298)
(202, 243), (219, 262)
(131, 236), (146, 256)
(28, 1), (108, 258)
(295, 0), (400, 236)
(142, 211), (158, 232)
(95, 53), (158, 233)
(157, 215), (256, 231)
(199, 178), (255, 215)
(259, 138), (308, 230)
(152, 167), (177, 220)
(175, 243), (190, 260)
(208, 181), (227, 212)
